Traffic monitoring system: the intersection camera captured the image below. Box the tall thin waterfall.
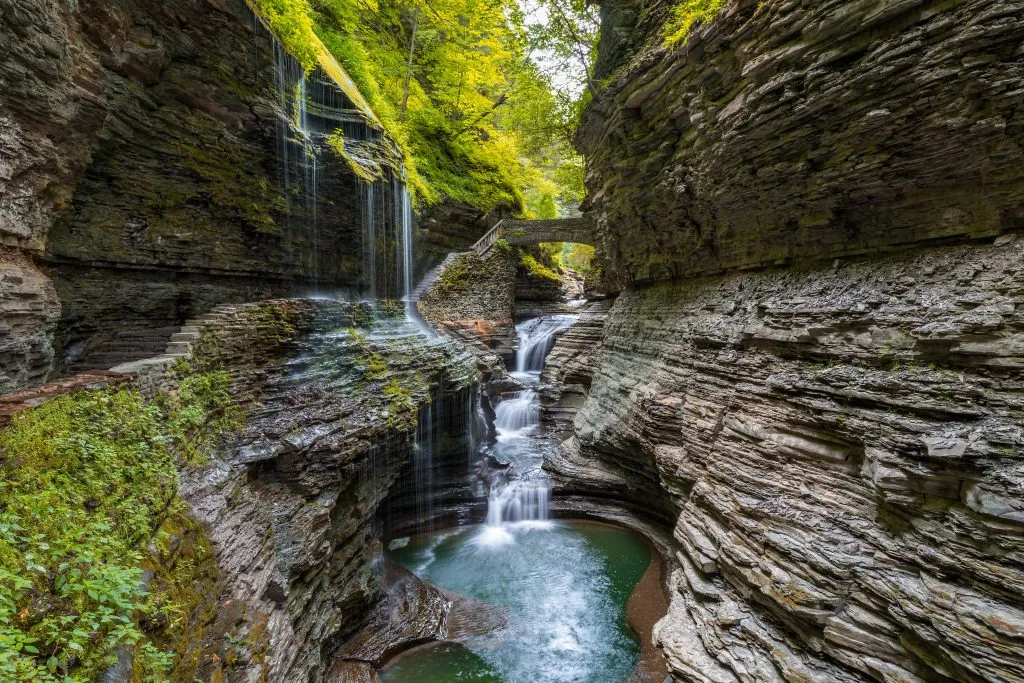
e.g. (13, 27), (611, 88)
(397, 178), (414, 315)
(414, 398), (434, 534)
(271, 39), (321, 286)
(361, 182), (376, 299)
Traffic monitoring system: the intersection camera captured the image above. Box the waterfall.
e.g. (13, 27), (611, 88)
(271, 39), (321, 288)
(397, 178), (414, 316)
(513, 315), (577, 378)
(414, 399), (434, 534)
(494, 389), (539, 441)
(478, 314), (577, 546)
(361, 182), (377, 300)
(485, 481), (550, 525)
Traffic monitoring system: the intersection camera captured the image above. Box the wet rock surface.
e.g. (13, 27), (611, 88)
(540, 299), (614, 435)
(0, 0), (490, 390)
(547, 237), (1024, 682)
(165, 299), (477, 681)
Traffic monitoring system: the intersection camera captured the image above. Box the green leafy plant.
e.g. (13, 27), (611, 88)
(664, 0), (726, 46)
(0, 373), (239, 682)
(519, 252), (561, 282)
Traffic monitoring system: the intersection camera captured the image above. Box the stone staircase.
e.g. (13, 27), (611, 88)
(410, 252), (461, 302)
(108, 304), (240, 374)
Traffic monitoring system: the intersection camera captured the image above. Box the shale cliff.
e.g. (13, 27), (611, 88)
(550, 0), (1024, 680)
(579, 0), (1024, 285)
(0, 0), (495, 392)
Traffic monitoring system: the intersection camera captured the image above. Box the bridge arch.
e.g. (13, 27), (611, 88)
(471, 217), (594, 254)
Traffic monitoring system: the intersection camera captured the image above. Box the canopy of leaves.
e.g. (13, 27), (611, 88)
(251, 0), (587, 214)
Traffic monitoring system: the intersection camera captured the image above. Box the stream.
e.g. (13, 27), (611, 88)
(380, 314), (652, 682)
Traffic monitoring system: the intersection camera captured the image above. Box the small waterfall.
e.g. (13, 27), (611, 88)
(513, 315), (577, 377)
(271, 38), (322, 288)
(399, 180), (414, 317)
(467, 387), (485, 470)
(494, 389), (539, 441)
(295, 76), (320, 285)
(478, 314), (577, 546)
(485, 481), (550, 525)
(361, 182), (377, 299)
(414, 399), (434, 534)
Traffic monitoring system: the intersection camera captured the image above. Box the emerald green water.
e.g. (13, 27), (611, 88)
(381, 520), (650, 683)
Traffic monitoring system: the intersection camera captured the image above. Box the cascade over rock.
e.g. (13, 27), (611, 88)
(0, 0), (498, 393)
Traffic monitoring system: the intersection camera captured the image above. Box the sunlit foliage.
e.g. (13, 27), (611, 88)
(664, 0), (726, 45)
(251, 0), (588, 213)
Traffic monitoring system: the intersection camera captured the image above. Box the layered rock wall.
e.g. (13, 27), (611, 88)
(548, 237), (1024, 681)
(563, 1), (1024, 679)
(418, 248), (519, 364)
(169, 299), (477, 681)
(579, 0), (1024, 285)
(0, 0), (492, 391)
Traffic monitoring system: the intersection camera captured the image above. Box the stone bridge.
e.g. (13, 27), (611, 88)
(472, 216), (594, 254)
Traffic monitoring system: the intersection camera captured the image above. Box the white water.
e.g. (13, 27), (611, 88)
(493, 389), (539, 441)
(478, 314), (577, 547)
(512, 314), (577, 379)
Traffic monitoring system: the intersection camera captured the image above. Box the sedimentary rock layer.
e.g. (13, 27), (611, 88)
(0, 0), (492, 389)
(162, 300), (475, 681)
(418, 249), (519, 365)
(547, 236), (1024, 682)
(579, 0), (1024, 284)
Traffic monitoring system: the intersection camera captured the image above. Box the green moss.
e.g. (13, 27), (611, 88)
(432, 257), (474, 296)
(325, 131), (382, 183)
(382, 378), (420, 430)
(519, 252), (562, 283)
(0, 371), (240, 682)
(177, 115), (287, 235)
(664, 0), (726, 46)
(347, 328), (389, 381)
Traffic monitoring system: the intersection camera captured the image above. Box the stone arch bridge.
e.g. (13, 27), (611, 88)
(471, 216), (594, 254)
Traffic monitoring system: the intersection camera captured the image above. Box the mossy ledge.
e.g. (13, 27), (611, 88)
(0, 298), (477, 681)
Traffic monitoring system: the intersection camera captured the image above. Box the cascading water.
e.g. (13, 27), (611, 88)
(512, 314), (577, 380)
(361, 182), (377, 299)
(493, 389), (539, 440)
(477, 314), (577, 546)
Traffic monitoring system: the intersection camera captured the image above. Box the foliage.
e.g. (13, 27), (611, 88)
(542, 241), (594, 276)
(0, 373), (239, 682)
(664, 0), (726, 46)
(250, 0), (319, 70)
(520, 251), (562, 282)
(248, 0), (590, 212)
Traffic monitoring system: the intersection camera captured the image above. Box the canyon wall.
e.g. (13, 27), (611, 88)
(130, 299), (476, 681)
(578, 0), (1024, 285)
(0, 0), (493, 392)
(556, 0), (1024, 680)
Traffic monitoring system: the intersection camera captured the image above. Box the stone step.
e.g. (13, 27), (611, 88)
(170, 331), (200, 343)
(164, 341), (193, 355)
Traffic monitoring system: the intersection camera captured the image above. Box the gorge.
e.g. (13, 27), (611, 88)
(1, 0), (1023, 681)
